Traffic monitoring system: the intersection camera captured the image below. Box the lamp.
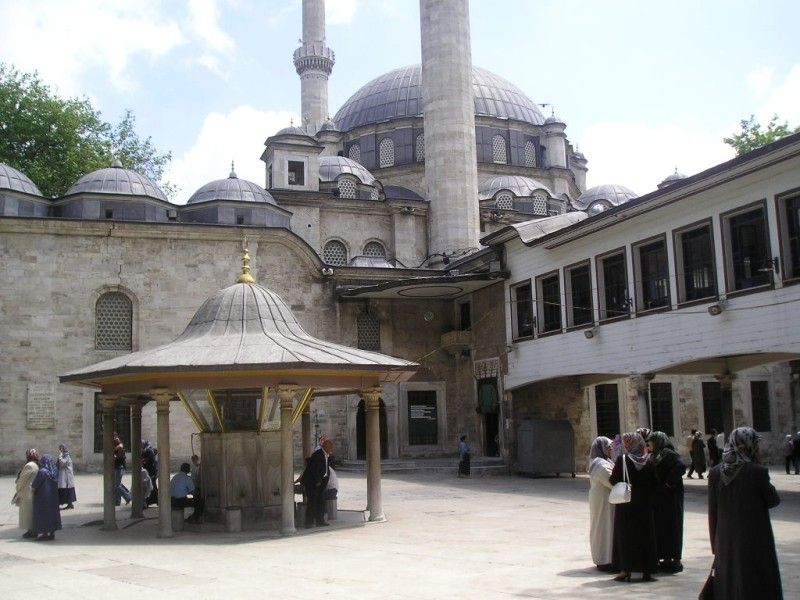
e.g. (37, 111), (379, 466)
(707, 304), (723, 316)
(584, 327), (597, 339)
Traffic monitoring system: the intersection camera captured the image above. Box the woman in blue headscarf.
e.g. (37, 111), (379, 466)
(31, 454), (62, 541)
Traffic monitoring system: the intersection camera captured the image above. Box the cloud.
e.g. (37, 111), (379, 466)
(326, 0), (358, 25)
(164, 106), (298, 203)
(580, 122), (734, 194)
(746, 67), (774, 97)
(755, 65), (800, 125)
(186, 0), (236, 76)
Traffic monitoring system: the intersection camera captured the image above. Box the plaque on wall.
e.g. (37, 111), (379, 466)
(408, 390), (437, 445)
(27, 382), (55, 429)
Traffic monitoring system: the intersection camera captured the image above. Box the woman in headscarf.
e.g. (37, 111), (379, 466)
(141, 440), (158, 506)
(690, 430), (707, 479)
(57, 444), (76, 509)
(646, 431), (685, 573)
(31, 454), (62, 541)
(608, 431), (657, 583)
(587, 436), (616, 571)
(13, 449), (39, 538)
(708, 427), (782, 599)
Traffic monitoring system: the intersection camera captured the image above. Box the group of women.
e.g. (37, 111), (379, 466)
(13, 445), (76, 541)
(588, 426), (783, 597)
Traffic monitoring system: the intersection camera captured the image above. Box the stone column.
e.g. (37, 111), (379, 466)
(302, 403), (312, 460)
(362, 387), (385, 522)
(715, 373), (737, 443)
(630, 374), (655, 429)
(130, 399), (145, 519)
(278, 384), (298, 535)
(100, 394), (118, 531)
(152, 388), (173, 538)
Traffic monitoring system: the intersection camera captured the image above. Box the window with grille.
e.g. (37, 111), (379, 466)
(338, 178), (357, 199)
(379, 138), (395, 168)
(495, 193), (513, 210)
(348, 143), (361, 164)
(363, 241), (386, 258)
(779, 193), (800, 280)
(536, 272), (562, 334)
(750, 381), (771, 431)
(96, 292), (132, 350)
(370, 187), (380, 201)
(511, 281), (534, 339)
(598, 251), (629, 320)
(702, 382), (723, 433)
(357, 312), (381, 351)
(415, 133), (425, 162)
(532, 193), (548, 215)
(524, 141), (536, 167)
(723, 205), (771, 291)
(650, 382), (674, 436)
(634, 238), (670, 310)
(595, 384), (620, 439)
(675, 223), (716, 302)
(323, 240), (347, 266)
(492, 135), (507, 164)
(566, 262), (593, 327)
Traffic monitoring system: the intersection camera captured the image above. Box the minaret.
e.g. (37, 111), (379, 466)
(420, 0), (480, 258)
(293, 0), (335, 132)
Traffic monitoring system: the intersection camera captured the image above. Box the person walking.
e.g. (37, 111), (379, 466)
(13, 449), (39, 539)
(113, 434), (131, 506)
(647, 431), (686, 573)
(783, 434), (795, 474)
(707, 429), (720, 468)
(708, 427), (782, 599)
(458, 435), (471, 477)
(609, 432), (658, 583)
(690, 431), (707, 479)
(587, 436), (615, 572)
(31, 454), (62, 541)
(142, 440), (158, 506)
(299, 438), (335, 527)
(56, 444), (76, 509)
(686, 428), (698, 478)
(793, 431), (800, 475)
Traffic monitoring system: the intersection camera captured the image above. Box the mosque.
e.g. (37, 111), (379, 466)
(1, 0), (798, 476)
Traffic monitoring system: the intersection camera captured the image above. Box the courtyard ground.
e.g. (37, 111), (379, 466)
(1, 468), (798, 599)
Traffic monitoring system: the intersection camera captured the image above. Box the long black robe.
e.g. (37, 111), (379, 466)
(609, 455), (657, 574)
(708, 462), (782, 600)
(652, 451), (685, 561)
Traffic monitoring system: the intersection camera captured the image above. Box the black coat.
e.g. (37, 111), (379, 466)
(651, 452), (685, 561)
(609, 455), (657, 574)
(300, 448), (329, 490)
(691, 437), (707, 472)
(708, 462), (782, 600)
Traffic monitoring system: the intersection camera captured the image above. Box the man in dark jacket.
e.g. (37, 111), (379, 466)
(300, 439), (335, 527)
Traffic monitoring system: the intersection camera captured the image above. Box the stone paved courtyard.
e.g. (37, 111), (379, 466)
(1, 469), (798, 599)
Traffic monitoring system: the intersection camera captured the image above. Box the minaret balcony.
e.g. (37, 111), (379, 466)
(440, 330), (473, 357)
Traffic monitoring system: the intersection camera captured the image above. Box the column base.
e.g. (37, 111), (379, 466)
(158, 530), (175, 539)
(281, 526), (297, 536)
(368, 512), (386, 523)
(101, 523), (118, 532)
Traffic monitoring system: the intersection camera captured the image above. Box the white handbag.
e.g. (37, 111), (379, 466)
(608, 453), (632, 504)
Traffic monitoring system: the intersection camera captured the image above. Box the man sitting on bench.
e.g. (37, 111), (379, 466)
(170, 462), (204, 523)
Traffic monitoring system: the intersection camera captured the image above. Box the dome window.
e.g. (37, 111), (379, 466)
(338, 178), (357, 199)
(348, 143), (362, 164)
(524, 141), (536, 167)
(415, 133), (425, 162)
(95, 292), (132, 351)
(379, 138), (395, 168)
(357, 312), (381, 351)
(492, 135), (508, 164)
(369, 187), (380, 201)
(323, 240), (348, 266)
(363, 241), (386, 258)
(532, 192), (548, 215)
(495, 193), (513, 210)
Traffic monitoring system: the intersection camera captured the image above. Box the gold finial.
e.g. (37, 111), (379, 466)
(237, 244), (256, 284)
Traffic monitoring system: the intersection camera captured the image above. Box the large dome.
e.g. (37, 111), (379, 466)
(188, 171), (277, 205)
(334, 65), (546, 132)
(0, 163), (42, 196)
(66, 163), (167, 201)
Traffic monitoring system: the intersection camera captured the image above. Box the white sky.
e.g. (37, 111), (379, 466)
(1, 0), (798, 202)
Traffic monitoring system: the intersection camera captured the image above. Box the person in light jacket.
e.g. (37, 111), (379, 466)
(13, 448), (40, 538)
(587, 436), (616, 572)
(57, 444), (76, 509)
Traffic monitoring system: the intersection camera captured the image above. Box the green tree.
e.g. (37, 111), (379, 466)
(0, 63), (173, 198)
(723, 114), (799, 156)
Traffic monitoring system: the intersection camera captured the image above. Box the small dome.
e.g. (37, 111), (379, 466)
(187, 172), (277, 205)
(66, 163), (167, 201)
(544, 114), (565, 126)
(0, 163), (42, 196)
(658, 168), (687, 188)
(478, 175), (553, 200)
(573, 184), (637, 211)
(319, 118), (338, 132)
(274, 124), (308, 137)
(319, 156), (376, 185)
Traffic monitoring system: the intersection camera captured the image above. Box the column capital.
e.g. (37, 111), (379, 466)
(150, 388), (173, 411)
(715, 373), (737, 391)
(277, 384), (298, 407)
(629, 374), (655, 393)
(360, 387), (382, 408)
(99, 394), (118, 410)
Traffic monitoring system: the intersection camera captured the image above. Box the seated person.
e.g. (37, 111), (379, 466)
(324, 465), (338, 501)
(170, 462), (204, 523)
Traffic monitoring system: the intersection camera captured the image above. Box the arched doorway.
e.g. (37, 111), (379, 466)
(356, 398), (388, 460)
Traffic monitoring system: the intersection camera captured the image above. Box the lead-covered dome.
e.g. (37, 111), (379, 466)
(188, 171), (276, 205)
(573, 184), (638, 211)
(0, 163), (42, 196)
(334, 65), (546, 132)
(66, 162), (167, 201)
(319, 156), (376, 185)
(478, 175), (553, 200)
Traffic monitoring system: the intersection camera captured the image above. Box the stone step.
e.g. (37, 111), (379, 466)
(336, 457), (508, 476)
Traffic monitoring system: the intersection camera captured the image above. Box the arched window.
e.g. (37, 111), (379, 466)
(348, 143), (361, 164)
(95, 291), (132, 350)
(338, 178), (357, 199)
(415, 133), (425, 162)
(323, 240), (348, 266)
(495, 193), (513, 210)
(378, 138), (395, 168)
(363, 241), (386, 258)
(357, 312), (381, 351)
(492, 135), (507, 164)
(524, 141), (536, 167)
(532, 192), (548, 215)
(369, 187), (380, 201)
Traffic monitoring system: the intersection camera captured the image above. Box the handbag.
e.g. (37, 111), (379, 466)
(608, 454), (631, 504)
(698, 567), (714, 599)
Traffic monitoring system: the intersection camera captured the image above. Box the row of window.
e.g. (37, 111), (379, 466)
(322, 239), (387, 266)
(512, 195), (800, 338)
(594, 379), (773, 440)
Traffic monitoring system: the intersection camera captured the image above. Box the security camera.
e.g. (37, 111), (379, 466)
(321, 267), (334, 276)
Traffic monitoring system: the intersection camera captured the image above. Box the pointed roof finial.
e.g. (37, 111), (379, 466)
(112, 158), (123, 168)
(237, 236), (256, 284)
(229, 160), (237, 178)
(290, 117), (294, 127)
